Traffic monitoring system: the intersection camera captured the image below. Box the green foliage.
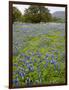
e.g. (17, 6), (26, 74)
(52, 17), (65, 23)
(12, 6), (65, 23)
(23, 5), (52, 23)
(21, 15), (26, 22)
(13, 7), (22, 22)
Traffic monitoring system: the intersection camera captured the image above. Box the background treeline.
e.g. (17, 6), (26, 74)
(13, 5), (65, 23)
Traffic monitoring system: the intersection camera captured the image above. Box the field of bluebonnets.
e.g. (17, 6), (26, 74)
(13, 22), (65, 87)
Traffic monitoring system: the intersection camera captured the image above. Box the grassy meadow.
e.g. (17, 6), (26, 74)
(12, 23), (65, 87)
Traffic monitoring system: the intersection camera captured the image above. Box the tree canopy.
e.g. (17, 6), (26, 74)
(13, 7), (22, 22)
(13, 5), (52, 23)
(23, 5), (52, 23)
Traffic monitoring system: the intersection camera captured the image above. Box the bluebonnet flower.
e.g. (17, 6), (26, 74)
(26, 62), (29, 66)
(51, 54), (55, 59)
(50, 59), (56, 64)
(13, 77), (19, 86)
(46, 59), (50, 63)
(26, 62), (31, 67)
(50, 59), (60, 71)
(28, 65), (34, 72)
(34, 59), (37, 63)
(44, 59), (49, 67)
(53, 63), (60, 72)
(25, 56), (30, 60)
(45, 53), (49, 58)
(20, 53), (25, 57)
(18, 72), (25, 78)
(19, 59), (26, 64)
